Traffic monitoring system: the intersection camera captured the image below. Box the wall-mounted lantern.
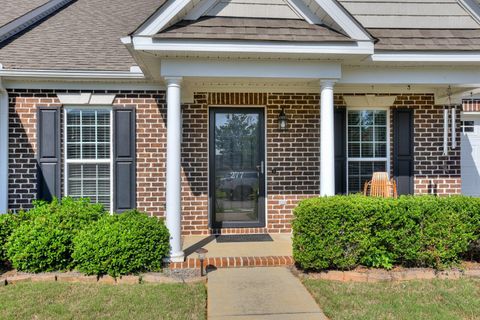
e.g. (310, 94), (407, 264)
(278, 107), (288, 131)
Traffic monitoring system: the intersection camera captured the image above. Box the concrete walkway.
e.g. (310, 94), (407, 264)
(207, 267), (327, 319)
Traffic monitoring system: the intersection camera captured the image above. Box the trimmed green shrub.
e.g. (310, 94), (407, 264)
(292, 195), (480, 270)
(5, 198), (106, 272)
(0, 213), (22, 264)
(72, 210), (170, 277)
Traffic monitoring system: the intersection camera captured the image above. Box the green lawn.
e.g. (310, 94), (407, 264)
(303, 278), (480, 320)
(0, 282), (206, 320)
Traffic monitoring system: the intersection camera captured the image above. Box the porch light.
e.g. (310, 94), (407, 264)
(195, 247), (208, 277)
(278, 107), (288, 131)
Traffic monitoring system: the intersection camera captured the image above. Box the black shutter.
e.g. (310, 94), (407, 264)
(393, 108), (414, 195)
(113, 107), (136, 212)
(334, 108), (347, 194)
(37, 107), (61, 201)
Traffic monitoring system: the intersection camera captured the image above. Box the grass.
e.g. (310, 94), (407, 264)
(0, 281), (206, 320)
(303, 278), (480, 320)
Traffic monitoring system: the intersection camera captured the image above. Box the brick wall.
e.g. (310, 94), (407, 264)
(7, 89), (462, 235)
(7, 89), (168, 214)
(180, 92), (320, 235)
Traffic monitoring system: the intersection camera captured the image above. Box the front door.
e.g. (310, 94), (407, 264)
(209, 108), (265, 228)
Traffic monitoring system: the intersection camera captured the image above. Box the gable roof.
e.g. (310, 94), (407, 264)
(0, 0), (166, 71)
(135, 0), (372, 40)
(0, 0), (50, 28)
(154, 17), (354, 42)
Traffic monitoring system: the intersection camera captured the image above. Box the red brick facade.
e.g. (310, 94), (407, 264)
(7, 89), (463, 235)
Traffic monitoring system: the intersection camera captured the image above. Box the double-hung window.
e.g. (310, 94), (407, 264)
(65, 108), (113, 211)
(347, 109), (389, 193)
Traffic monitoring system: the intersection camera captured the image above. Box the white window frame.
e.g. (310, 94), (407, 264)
(346, 106), (391, 194)
(64, 106), (114, 212)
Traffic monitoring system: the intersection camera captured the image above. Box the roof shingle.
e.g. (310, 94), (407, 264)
(369, 29), (480, 51)
(154, 17), (353, 42)
(0, 0), (166, 71)
(0, 0), (50, 28)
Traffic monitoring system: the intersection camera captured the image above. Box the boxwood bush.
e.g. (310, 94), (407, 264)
(292, 195), (480, 270)
(72, 210), (170, 277)
(5, 197), (106, 272)
(0, 213), (22, 264)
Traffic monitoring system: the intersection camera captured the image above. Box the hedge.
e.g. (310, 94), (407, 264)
(2, 199), (170, 275)
(5, 198), (106, 272)
(292, 195), (480, 270)
(72, 210), (170, 277)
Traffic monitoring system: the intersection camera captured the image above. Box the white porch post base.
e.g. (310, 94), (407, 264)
(165, 76), (184, 262)
(320, 80), (336, 196)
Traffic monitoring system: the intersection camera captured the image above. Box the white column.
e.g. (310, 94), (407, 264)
(0, 79), (8, 214)
(165, 77), (184, 262)
(320, 80), (335, 196)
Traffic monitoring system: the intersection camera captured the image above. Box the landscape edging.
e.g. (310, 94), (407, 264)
(295, 267), (480, 282)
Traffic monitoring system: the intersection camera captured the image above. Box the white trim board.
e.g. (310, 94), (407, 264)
(3, 80), (164, 91)
(160, 59), (342, 79)
(341, 66), (480, 86)
(133, 37), (374, 55)
(0, 79), (8, 213)
(0, 69), (145, 80)
(371, 52), (480, 63)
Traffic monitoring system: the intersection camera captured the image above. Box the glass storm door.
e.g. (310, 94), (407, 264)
(209, 108), (265, 228)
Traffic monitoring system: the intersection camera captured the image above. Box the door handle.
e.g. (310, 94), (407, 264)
(260, 161), (264, 175)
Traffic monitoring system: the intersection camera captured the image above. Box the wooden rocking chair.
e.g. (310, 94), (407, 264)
(363, 172), (398, 198)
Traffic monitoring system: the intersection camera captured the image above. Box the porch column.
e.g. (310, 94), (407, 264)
(165, 76), (184, 262)
(320, 80), (335, 196)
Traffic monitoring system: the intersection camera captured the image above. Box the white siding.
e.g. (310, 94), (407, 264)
(338, 0), (480, 28)
(205, 0), (302, 19)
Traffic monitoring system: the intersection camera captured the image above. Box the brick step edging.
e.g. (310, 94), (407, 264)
(169, 256), (294, 269)
(296, 268), (480, 283)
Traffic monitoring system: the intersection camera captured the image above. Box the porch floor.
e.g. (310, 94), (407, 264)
(170, 234), (293, 269)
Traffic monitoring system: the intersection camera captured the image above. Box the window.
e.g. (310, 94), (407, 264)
(347, 110), (389, 193)
(462, 120), (475, 133)
(65, 109), (112, 210)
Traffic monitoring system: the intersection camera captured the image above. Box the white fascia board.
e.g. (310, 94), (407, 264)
(184, 0), (219, 20)
(160, 59), (341, 79)
(0, 69), (145, 80)
(313, 0), (371, 41)
(133, 37), (374, 55)
(136, 0), (192, 36)
(458, 0), (480, 25)
(341, 65), (480, 86)
(286, 0), (322, 24)
(372, 52), (480, 62)
(3, 80), (164, 91)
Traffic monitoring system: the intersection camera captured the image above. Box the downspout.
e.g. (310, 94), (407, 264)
(0, 77), (8, 213)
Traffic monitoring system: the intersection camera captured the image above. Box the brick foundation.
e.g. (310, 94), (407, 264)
(7, 89), (463, 235)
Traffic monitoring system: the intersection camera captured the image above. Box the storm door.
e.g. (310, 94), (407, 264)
(209, 108), (265, 228)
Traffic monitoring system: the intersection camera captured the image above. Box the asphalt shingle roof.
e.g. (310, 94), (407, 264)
(0, 0), (50, 28)
(154, 17), (353, 42)
(369, 29), (480, 51)
(0, 0), (166, 71)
